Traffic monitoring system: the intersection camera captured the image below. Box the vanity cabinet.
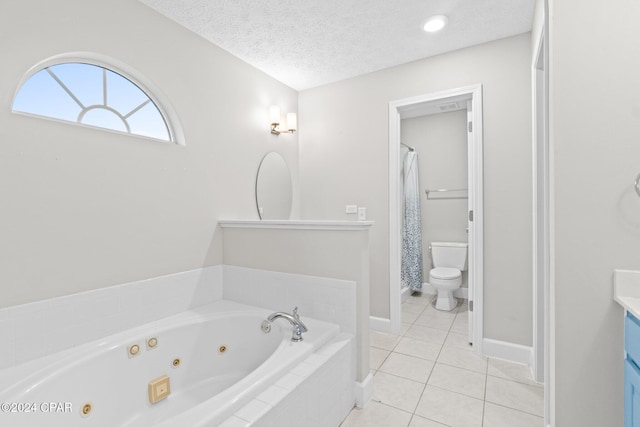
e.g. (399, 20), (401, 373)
(625, 312), (640, 426)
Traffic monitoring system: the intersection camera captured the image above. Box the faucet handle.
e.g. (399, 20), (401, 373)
(293, 306), (300, 320)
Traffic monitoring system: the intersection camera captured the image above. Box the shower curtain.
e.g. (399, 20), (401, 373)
(401, 150), (423, 291)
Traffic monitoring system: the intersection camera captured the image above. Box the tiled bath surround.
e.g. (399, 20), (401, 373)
(0, 266), (356, 370)
(219, 334), (354, 427)
(0, 266), (223, 369)
(223, 265), (356, 335)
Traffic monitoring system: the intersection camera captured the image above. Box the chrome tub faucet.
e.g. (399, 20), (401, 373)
(261, 307), (308, 342)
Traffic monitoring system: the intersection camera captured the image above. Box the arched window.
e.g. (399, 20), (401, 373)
(13, 61), (178, 143)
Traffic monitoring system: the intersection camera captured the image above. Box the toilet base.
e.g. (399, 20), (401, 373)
(435, 291), (458, 311)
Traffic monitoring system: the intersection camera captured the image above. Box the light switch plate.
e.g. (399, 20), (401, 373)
(346, 205), (358, 214)
(357, 207), (366, 221)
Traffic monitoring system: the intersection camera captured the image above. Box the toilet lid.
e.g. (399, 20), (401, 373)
(430, 267), (461, 280)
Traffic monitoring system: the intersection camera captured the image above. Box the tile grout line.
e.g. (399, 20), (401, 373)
(404, 295), (433, 425)
(412, 296), (484, 427)
(406, 296), (456, 427)
(365, 295), (542, 427)
(481, 346), (489, 426)
(371, 294), (430, 423)
(484, 400), (546, 419)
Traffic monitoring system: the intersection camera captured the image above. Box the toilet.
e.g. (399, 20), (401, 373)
(429, 242), (468, 311)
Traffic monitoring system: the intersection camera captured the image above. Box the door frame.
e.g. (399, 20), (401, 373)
(532, 13), (550, 425)
(388, 84), (484, 355)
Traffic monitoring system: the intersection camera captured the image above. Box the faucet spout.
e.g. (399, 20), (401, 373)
(262, 307), (308, 342)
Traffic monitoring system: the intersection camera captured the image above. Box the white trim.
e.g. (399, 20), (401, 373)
(532, 20), (548, 387)
(388, 84), (484, 353)
(11, 110), (180, 146)
(532, 7), (550, 426)
(388, 101), (402, 336)
(483, 338), (534, 367)
(369, 315), (392, 334)
(218, 219), (374, 231)
(354, 373), (374, 408)
(401, 286), (413, 303)
(469, 86), (484, 356)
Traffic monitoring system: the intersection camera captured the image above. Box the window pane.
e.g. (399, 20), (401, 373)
(49, 63), (103, 108)
(12, 61), (175, 143)
(12, 69), (81, 122)
(127, 101), (170, 141)
(106, 70), (148, 115)
(81, 108), (128, 133)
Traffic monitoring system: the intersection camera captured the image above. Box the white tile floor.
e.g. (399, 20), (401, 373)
(341, 293), (544, 427)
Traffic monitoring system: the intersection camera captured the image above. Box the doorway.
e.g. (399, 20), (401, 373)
(388, 84), (484, 355)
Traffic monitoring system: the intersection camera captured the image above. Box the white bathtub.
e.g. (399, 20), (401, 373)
(0, 300), (347, 426)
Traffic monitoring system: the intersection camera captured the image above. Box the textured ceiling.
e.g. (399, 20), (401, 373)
(139, 0), (535, 91)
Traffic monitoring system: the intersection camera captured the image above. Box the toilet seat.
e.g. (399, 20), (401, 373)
(430, 267), (461, 280)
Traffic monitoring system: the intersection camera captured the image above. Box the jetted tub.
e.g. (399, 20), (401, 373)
(0, 300), (342, 426)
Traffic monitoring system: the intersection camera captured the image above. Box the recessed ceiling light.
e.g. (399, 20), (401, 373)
(423, 15), (448, 33)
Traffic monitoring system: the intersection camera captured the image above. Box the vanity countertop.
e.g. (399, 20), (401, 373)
(613, 269), (640, 319)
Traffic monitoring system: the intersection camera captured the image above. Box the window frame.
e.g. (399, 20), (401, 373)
(12, 53), (185, 146)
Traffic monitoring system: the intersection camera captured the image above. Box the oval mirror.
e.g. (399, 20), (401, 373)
(255, 152), (292, 219)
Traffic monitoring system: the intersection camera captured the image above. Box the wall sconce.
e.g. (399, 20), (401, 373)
(270, 106), (297, 135)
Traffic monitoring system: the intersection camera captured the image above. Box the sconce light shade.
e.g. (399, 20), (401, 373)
(269, 106), (281, 125)
(286, 113), (297, 132)
(270, 105), (296, 135)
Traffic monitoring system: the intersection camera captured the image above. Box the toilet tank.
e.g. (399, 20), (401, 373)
(430, 242), (468, 271)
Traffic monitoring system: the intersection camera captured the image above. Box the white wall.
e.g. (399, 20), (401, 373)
(549, 0), (640, 425)
(299, 34), (533, 345)
(0, 0), (298, 307)
(402, 111), (469, 285)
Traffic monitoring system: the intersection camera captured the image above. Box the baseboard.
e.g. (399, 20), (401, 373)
(374, 283), (468, 334)
(354, 373), (374, 408)
(482, 338), (533, 366)
(401, 286), (413, 303)
(369, 316), (392, 334)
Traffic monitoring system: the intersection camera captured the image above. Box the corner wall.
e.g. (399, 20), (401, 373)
(0, 0), (298, 307)
(549, 0), (640, 425)
(299, 33), (533, 345)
